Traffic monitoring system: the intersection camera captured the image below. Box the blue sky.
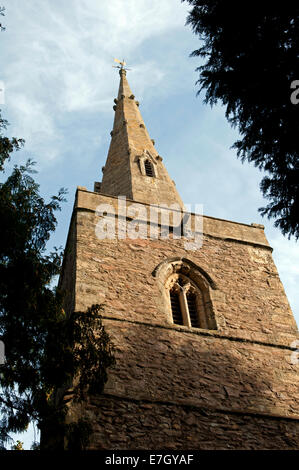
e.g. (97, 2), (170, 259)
(1, 0), (298, 448)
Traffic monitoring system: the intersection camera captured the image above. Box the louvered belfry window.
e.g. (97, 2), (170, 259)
(168, 276), (205, 329)
(170, 290), (183, 325)
(144, 159), (154, 177)
(186, 292), (199, 328)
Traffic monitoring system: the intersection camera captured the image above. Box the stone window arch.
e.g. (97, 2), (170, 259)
(153, 258), (218, 330)
(137, 150), (157, 178)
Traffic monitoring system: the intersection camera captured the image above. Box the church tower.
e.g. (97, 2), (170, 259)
(99, 67), (184, 207)
(59, 67), (299, 449)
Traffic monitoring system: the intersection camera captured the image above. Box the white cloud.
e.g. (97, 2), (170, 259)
(9, 93), (55, 139)
(2, 0), (190, 164)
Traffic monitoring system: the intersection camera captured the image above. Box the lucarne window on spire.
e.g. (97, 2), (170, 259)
(144, 159), (154, 177)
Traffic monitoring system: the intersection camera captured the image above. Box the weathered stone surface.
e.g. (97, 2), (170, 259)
(83, 396), (299, 450)
(67, 192), (297, 346)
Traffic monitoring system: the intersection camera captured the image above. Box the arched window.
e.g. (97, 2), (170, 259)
(154, 258), (217, 330)
(168, 274), (208, 329)
(144, 159), (154, 177)
(137, 151), (158, 178)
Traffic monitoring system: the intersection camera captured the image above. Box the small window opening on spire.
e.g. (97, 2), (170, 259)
(144, 159), (154, 177)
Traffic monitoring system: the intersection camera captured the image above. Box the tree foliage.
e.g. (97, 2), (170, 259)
(0, 112), (115, 449)
(183, 0), (299, 239)
(0, 5), (115, 450)
(0, 6), (115, 450)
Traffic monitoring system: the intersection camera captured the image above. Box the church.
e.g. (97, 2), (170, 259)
(59, 65), (299, 449)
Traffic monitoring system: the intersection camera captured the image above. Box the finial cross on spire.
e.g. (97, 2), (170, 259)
(113, 58), (131, 72)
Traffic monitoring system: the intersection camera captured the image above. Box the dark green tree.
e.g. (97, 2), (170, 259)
(0, 9), (115, 450)
(183, 0), (299, 239)
(0, 113), (115, 450)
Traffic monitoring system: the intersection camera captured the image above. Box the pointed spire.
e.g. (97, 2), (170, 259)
(100, 69), (184, 208)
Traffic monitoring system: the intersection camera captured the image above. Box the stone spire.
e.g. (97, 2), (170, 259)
(99, 68), (184, 208)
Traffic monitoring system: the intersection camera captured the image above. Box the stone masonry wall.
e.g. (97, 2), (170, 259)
(101, 319), (299, 418)
(84, 396), (299, 450)
(59, 214), (76, 314)
(72, 190), (298, 346)
(60, 189), (299, 449)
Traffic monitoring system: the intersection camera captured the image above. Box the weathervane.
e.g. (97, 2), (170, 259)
(113, 58), (131, 72)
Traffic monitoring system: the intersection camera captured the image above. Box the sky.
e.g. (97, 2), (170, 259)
(1, 0), (298, 449)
